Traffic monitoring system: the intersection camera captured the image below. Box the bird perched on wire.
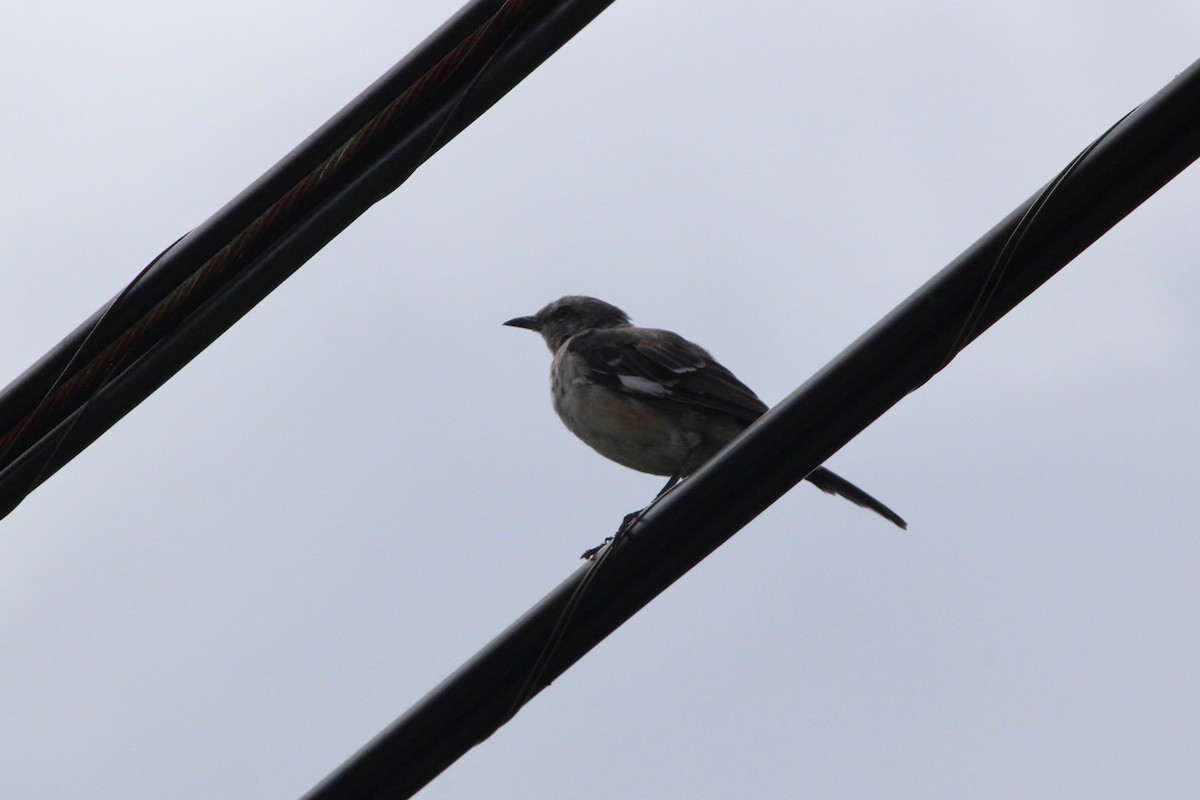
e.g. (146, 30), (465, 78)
(505, 296), (905, 555)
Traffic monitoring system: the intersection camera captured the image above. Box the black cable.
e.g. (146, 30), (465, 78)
(0, 0), (618, 520)
(299, 59), (1200, 800)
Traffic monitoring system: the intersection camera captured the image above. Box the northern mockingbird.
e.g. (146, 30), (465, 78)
(505, 296), (906, 552)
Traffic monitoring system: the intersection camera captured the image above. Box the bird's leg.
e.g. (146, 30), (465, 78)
(653, 472), (682, 500)
(581, 464), (691, 560)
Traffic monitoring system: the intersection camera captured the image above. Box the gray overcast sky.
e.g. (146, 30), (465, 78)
(2, 2), (1198, 798)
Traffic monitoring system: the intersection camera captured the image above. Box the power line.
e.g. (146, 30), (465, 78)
(0, 0), (617, 519)
(299, 60), (1200, 799)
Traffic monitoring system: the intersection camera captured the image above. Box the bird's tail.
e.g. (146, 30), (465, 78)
(805, 466), (907, 529)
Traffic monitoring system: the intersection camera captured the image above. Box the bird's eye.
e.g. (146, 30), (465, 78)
(552, 306), (574, 321)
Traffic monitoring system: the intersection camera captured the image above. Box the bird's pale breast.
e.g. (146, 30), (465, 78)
(550, 348), (739, 476)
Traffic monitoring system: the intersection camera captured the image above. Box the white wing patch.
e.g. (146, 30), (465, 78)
(618, 374), (669, 396)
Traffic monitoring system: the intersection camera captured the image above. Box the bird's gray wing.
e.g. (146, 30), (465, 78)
(571, 327), (768, 423)
(571, 328), (908, 529)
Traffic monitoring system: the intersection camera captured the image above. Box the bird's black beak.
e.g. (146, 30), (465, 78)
(503, 315), (541, 331)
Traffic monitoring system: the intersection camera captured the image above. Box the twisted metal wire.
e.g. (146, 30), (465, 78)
(0, 0), (536, 472)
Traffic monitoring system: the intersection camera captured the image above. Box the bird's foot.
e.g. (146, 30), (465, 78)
(579, 510), (644, 560)
(580, 537), (612, 560)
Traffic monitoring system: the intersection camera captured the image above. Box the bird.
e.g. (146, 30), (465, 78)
(504, 296), (905, 553)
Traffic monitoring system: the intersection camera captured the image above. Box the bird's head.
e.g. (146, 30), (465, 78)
(504, 295), (632, 352)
